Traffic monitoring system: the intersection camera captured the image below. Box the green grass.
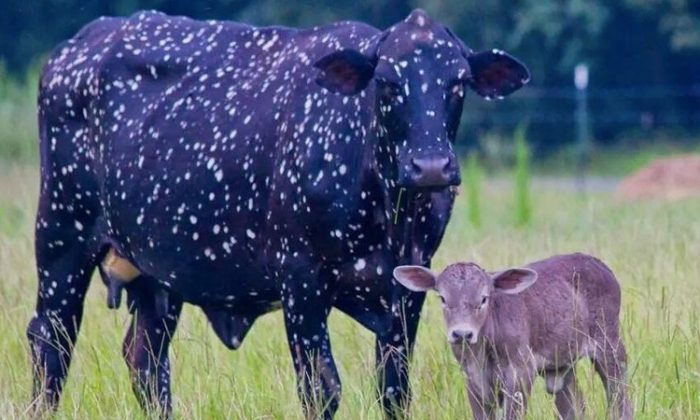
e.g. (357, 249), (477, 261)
(465, 153), (482, 227)
(535, 136), (700, 177)
(1, 163), (700, 419)
(514, 126), (532, 226)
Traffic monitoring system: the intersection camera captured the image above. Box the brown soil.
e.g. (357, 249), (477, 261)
(615, 154), (700, 202)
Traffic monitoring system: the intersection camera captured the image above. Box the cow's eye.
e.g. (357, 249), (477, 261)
(449, 81), (465, 99)
(381, 81), (403, 100)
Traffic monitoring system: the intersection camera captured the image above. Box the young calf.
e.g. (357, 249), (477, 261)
(394, 253), (632, 419)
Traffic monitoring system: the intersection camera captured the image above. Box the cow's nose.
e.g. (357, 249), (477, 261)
(450, 329), (474, 343)
(410, 154), (458, 187)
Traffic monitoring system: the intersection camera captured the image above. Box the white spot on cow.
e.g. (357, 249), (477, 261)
(354, 258), (366, 271)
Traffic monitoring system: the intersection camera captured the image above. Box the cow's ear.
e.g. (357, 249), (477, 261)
(314, 49), (376, 95)
(393, 265), (436, 292)
(491, 268), (537, 295)
(467, 50), (530, 99)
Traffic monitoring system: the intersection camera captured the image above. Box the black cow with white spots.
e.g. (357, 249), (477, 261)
(28, 9), (528, 419)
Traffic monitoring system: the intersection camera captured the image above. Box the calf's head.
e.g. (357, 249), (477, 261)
(393, 262), (537, 344)
(314, 9), (529, 189)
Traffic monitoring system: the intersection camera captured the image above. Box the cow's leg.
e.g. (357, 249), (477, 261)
(123, 281), (182, 418)
(375, 291), (425, 419)
(26, 195), (101, 413)
(281, 264), (340, 419)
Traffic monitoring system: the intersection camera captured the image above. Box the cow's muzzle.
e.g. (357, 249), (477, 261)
(402, 153), (461, 188)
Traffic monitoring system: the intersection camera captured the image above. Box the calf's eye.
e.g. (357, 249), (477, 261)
(438, 295), (446, 304)
(481, 296), (488, 305)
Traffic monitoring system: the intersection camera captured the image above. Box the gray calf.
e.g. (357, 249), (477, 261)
(394, 253), (632, 419)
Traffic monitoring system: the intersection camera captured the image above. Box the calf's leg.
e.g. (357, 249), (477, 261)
(551, 369), (585, 420)
(122, 281), (182, 418)
(499, 363), (535, 420)
(592, 337), (632, 420)
(466, 381), (497, 420)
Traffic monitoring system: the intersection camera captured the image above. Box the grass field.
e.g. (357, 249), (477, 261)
(1, 163), (699, 419)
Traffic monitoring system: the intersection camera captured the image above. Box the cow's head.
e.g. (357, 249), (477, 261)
(314, 9), (529, 189)
(393, 262), (537, 344)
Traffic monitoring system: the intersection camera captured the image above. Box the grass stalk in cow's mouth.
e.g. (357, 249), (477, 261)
(393, 187), (405, 225)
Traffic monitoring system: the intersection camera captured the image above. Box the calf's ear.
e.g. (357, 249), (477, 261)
(314, 49), (376, 95)
(393, 265), (436, 292)
(467, 50), (530, 99)
(491, 268), (537, 295)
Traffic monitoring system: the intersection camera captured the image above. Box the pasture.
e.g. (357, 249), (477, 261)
(1, 163), (699, 419)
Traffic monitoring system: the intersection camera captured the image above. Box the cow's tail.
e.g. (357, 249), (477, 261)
(27, 53), (105, 414)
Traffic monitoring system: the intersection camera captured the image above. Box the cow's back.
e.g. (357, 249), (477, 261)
(38, 11), (386, 302)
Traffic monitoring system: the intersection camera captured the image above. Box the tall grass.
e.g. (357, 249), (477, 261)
(1, 164), (699, 419)
(514, 126), (532, 227)
(465, 153), (482, 227)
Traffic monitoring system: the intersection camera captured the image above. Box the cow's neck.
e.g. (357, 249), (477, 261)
(370, 139), (428, 267)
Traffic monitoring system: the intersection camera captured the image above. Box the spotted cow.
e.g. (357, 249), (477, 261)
(27, 9), (529, 418)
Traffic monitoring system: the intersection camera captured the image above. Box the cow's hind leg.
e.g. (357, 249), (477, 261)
(26, 195), (102, 413)
(122, 280), (182, 418)
(375, 290), (425, 419)
(281, 264), (340, 419)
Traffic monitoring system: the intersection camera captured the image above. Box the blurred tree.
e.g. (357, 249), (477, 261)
(625, 0), (700, 51)
(0, 0), (697, 151)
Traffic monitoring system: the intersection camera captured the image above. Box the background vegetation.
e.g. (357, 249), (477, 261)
(2, 166), (699, 418)
(0, 2), (699, 419)
(0, 0), (699, 162)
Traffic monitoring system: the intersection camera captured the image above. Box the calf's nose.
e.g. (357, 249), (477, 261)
(409, 154), (457, 187)
(450, 329), (474, 343)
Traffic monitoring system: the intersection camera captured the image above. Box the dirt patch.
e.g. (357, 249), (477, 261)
(615, 154), (700, 201)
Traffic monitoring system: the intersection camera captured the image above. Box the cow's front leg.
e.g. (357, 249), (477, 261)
(122, 281), (183, 418)
(375, 291), (425, 419)
(282, 265), (340, 419)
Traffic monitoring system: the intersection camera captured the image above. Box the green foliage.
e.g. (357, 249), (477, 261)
(465, 153), (482, 227)
(625, 0), (700, 51)
(0, 1), (698, 161)
(514, 126), (532, 226)
(0, 65), (38, 163)
(509, 0), (610, 73)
